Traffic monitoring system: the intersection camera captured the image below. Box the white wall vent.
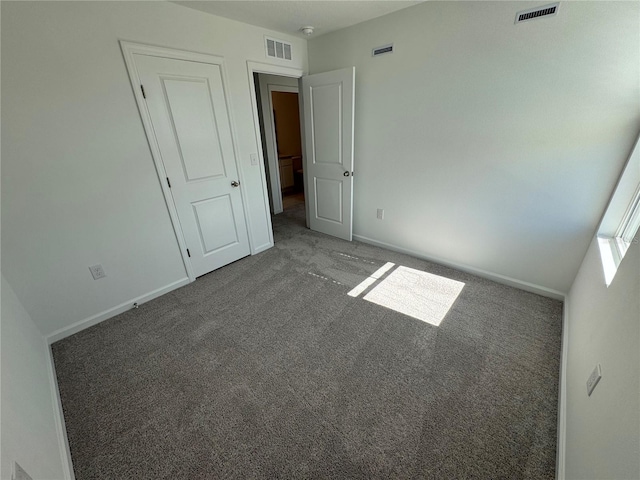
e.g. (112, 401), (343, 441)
(515, 3), (559, 23)
(265, 37), (292, 61)
(372, 44), (394, 57)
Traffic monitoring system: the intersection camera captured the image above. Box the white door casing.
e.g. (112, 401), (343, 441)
(130, 51), (250, 278)
(246, 62), (305, 247)
(258, 76), (299, 214)
(302, 67), (355, 241)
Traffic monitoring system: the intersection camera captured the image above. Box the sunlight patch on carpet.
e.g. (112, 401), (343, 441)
(347, 262), (396, 297)
(363, 266), (465, 326)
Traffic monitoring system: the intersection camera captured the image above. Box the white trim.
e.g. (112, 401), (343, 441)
(556, 300), (569, 480)
(246, 61), (304, 252)
(46, 278), (190, 344)
(120, 40), (229, 67)
(616, 183), (640, 240)
(298, 78), (311, 230)
(352, 234), (567, 300)
(47, 343), (75, 479)
(598, 132), (640, 236)
(248, 61), (304, 79)
(217, 55), (256, 256)
(595, 131), (640, 285)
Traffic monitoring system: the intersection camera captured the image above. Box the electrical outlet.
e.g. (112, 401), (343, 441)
(13, 462), (33, 480)
(377, 208), (384, 220)
(586, 364), (602, 396)
(250, 153), (259, 166)
(89, 264), (106, 280)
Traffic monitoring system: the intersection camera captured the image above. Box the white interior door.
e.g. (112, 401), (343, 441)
(302, 67), (355, 241)
(135, 54), (250, 278)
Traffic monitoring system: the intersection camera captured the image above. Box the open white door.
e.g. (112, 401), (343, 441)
(302, 67), (355, 241)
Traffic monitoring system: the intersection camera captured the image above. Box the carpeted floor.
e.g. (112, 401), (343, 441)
(52, 204), (563, 479)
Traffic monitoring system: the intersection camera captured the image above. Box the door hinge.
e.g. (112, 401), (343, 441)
(140, 85), (146, 99)
(166, 177), (171, 188)
(187, 248), (191, 258)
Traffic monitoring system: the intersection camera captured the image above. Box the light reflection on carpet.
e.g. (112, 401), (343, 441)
(355, 265), (465, 326)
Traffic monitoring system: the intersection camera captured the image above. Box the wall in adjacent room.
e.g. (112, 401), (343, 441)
(1, 274), (68, 479)
(563, 236), (639, 479)
(272, 92), (303, 158)
(307, 1), (640, 293)
(1, 1), (307, 337)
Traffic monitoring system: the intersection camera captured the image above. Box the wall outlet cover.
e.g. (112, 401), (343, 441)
(586, 363), (602, 396)
(89, 264), (106, 280)
(250, 153), (259, 166)
(13, 462), (33, 480)
(377, 208), (384, 220)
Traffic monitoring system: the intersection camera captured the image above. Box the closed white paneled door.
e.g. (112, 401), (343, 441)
(302, 67), (355, 241)
(135, 54), (250, 278)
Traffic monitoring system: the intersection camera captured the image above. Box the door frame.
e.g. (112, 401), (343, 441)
(246, 61), (308, 237)
(120, 41), (251, 282)
(263, 82), (299, 214)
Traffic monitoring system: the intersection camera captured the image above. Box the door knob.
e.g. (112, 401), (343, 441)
(343, 171), (350, 177)
(231, 181), (240, 187)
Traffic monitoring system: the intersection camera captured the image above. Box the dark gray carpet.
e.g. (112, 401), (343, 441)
(52, 204), (563, 479)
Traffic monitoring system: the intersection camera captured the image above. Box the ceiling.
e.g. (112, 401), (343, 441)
(172, 1), (425, 38)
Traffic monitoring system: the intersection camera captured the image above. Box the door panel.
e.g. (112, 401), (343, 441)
(163, 78), (226, 181)
(135, 54), (250, 277)
(310, 84), (343, 165)
(302, 67), (355, 241)
(315, 178), (343, 223)
(192, 195), (239, 254)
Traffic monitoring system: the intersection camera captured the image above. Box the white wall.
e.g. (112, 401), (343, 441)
(1, 1), (307, 337)
(1, 274), (68, 480)
(308, 1), (640, 293)
(563, 236), (639, 479)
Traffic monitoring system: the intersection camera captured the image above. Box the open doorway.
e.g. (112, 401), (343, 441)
(272, 90), (304, 211)
(253, 73), (305, 217)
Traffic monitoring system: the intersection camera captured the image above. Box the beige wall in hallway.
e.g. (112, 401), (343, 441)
(272, 91), (303, 161)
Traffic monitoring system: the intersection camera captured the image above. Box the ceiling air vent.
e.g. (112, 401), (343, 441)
(372, 44), (394, 57)
(515, 3), (559, 23)
(265, 37), (292, 61)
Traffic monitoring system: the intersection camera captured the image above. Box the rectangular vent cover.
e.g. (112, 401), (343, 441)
(515, 3), (559, 23)
(372, 44), (394, 57)
(265, 37), (292, 60)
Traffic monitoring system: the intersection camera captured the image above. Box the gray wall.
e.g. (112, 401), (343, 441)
(563, 236), (639, 479)
(1, 1), (307, 337)
(308, 1), (640, 293)
(1, 275), (68, 479)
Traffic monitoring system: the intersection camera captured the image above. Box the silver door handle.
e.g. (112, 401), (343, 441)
(231, 181), (240, 187)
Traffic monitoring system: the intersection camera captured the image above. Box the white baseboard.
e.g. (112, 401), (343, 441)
(45, 277), (190, 344)
(47, 344), (75, 480)
(556, 300), (570, 479)
(352, 234), (567, 300)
